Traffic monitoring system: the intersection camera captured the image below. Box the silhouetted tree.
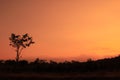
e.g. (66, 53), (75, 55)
(34, 58), (40, 64)
(18, 60), (28, 65)
(0, 60), (4, 64)
(87, 58), (93, 62)
(5, 60), (16, 65)
(9, 33), (35, 62)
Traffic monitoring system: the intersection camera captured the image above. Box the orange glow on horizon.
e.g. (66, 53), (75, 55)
(1, 0), (120, 61)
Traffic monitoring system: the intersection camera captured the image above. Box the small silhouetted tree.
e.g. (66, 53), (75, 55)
(9, 33), (34, 62)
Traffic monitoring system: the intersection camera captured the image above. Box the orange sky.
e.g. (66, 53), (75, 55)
(1, 0), (120, 62)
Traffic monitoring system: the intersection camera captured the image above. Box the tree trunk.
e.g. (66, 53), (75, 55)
(16, 48), (19, 63)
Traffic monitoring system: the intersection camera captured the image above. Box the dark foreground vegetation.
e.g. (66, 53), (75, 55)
(1, 55), (120, 80)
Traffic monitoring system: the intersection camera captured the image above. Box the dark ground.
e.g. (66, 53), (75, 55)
(1, 55), (120, 80)
(1, 72), (120, 80)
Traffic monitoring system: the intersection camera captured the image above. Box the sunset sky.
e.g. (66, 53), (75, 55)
(1, 0), (120, 62)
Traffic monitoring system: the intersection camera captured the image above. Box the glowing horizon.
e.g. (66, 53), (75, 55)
(1, 0), (120, 61)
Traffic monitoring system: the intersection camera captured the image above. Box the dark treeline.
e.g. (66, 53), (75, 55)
(1, 55), (120, 73)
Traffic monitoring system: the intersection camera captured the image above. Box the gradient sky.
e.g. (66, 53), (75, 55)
(1, 0), (120, 61)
